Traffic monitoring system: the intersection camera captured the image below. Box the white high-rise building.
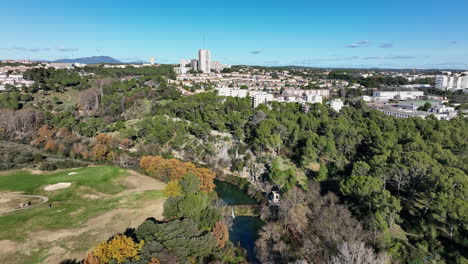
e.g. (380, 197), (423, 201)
(435, 75), (468, 90)
(198, 49), (211, 73)
(149, 57), (155, 65)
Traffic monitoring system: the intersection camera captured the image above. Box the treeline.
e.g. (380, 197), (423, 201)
(82, 65), (176, 79)
(328, 71), (435, 87)
(23, 67), (88, 92)
(423, 88), (468, 104)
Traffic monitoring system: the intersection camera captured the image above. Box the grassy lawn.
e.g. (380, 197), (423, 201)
(277, 157), (309, 188)
(0, 166), (162, 242)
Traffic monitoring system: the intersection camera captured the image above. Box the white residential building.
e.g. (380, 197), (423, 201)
(198, 49), (211, 73)
(372, 91), (424, 101)
(216, 87), (249, 98)
(305, 95), (323, 104)
(174, 67), (190, 74)
(329, 99), (344, 112)
(48, 63), (74, 69)
(191, 59), (199, 72)
(429, 104), (455, 114)
(435, 75), (468, 90)
(211, 61), (231, 72)
(176, 50), (229, 74)
(379, 108), (433, 119)
(252, 93), (275, 108)
(283, 88), (330, 98)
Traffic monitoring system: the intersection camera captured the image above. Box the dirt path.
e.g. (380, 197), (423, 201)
(0, 194), (48, 215)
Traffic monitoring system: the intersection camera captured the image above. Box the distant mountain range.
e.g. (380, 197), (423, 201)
(51, 56), (122, 64)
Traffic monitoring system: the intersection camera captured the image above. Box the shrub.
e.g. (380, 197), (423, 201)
(39, 162), (57, 171)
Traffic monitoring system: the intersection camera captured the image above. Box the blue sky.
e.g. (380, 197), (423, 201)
(1, 0), (468, 69)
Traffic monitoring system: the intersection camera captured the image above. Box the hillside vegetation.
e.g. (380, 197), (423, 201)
(0, 65), (466, 263)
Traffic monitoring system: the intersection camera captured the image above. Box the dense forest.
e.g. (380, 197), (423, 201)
(0, 65), (466, 264)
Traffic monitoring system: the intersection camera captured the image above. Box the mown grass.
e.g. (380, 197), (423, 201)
(0, 166), (160, 241)
(0, 166), (126, 194)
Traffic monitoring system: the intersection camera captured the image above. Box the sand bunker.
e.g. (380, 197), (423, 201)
(68, 172), (78, 175)
(43, 182), (71, 191)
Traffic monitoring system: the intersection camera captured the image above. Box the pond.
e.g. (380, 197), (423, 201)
(214, 180), (257, 205)
(215, 180), (263, 264)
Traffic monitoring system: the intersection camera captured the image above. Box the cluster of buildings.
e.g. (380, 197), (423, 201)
(173, 68), (319, 91)
(215, 86), (333, 109)
(0, 73), (34, 91)
(0, 62), (40, 91)
(382, 71), (437, 82)
(364, 90), (459, 120)
(369, 102), (457, 120)
(50, 57), (159, 69)
(2, 60), (36, 64)
(435, 72), (468, 91)
(48, 62), (87, 69)
(174, 49), (231, 74)
(362, 91), (425, 102)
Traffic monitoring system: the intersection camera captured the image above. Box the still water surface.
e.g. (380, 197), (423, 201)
(215, 180), (263, 264)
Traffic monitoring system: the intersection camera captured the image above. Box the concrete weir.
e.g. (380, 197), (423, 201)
(222, 205), (260, 217)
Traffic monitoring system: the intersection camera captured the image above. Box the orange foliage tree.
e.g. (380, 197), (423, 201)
(91, 234), (144, 264)
(44, 139), (56, 152)
(148, 257), (161, 264)
(212, 221), (229, 248)
(32, 125), (54, 146)
(96, 133), (112, 145)
(140, 156), (215, 192)
(90, 134), (113, 161)
(56, 127), (74, 140)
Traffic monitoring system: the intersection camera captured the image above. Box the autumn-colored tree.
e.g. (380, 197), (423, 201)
(58, 143), (66, 154)
(140, 156), (216, 192)
(32, 125), (54, 146)
(148, 257), (161, 264)
(73, 143), (88, 158)
(191, 167), (216, 193)
(119, 138), (132, 148)
(56, 127), (74, 140)
(96, 133), (113, 145)
(44, 139), (56, 152)
(83, 252), (99, 264)
(90, 143), (109, 161)
(92, 234), (144, 264)
(212, 221), (229, 248)
(164, 180), (183, 197)
(90, 134), (113, 161)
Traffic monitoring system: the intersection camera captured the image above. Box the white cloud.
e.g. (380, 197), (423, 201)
(345, 40), (369, 48)
(56, 46), (79, 52)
